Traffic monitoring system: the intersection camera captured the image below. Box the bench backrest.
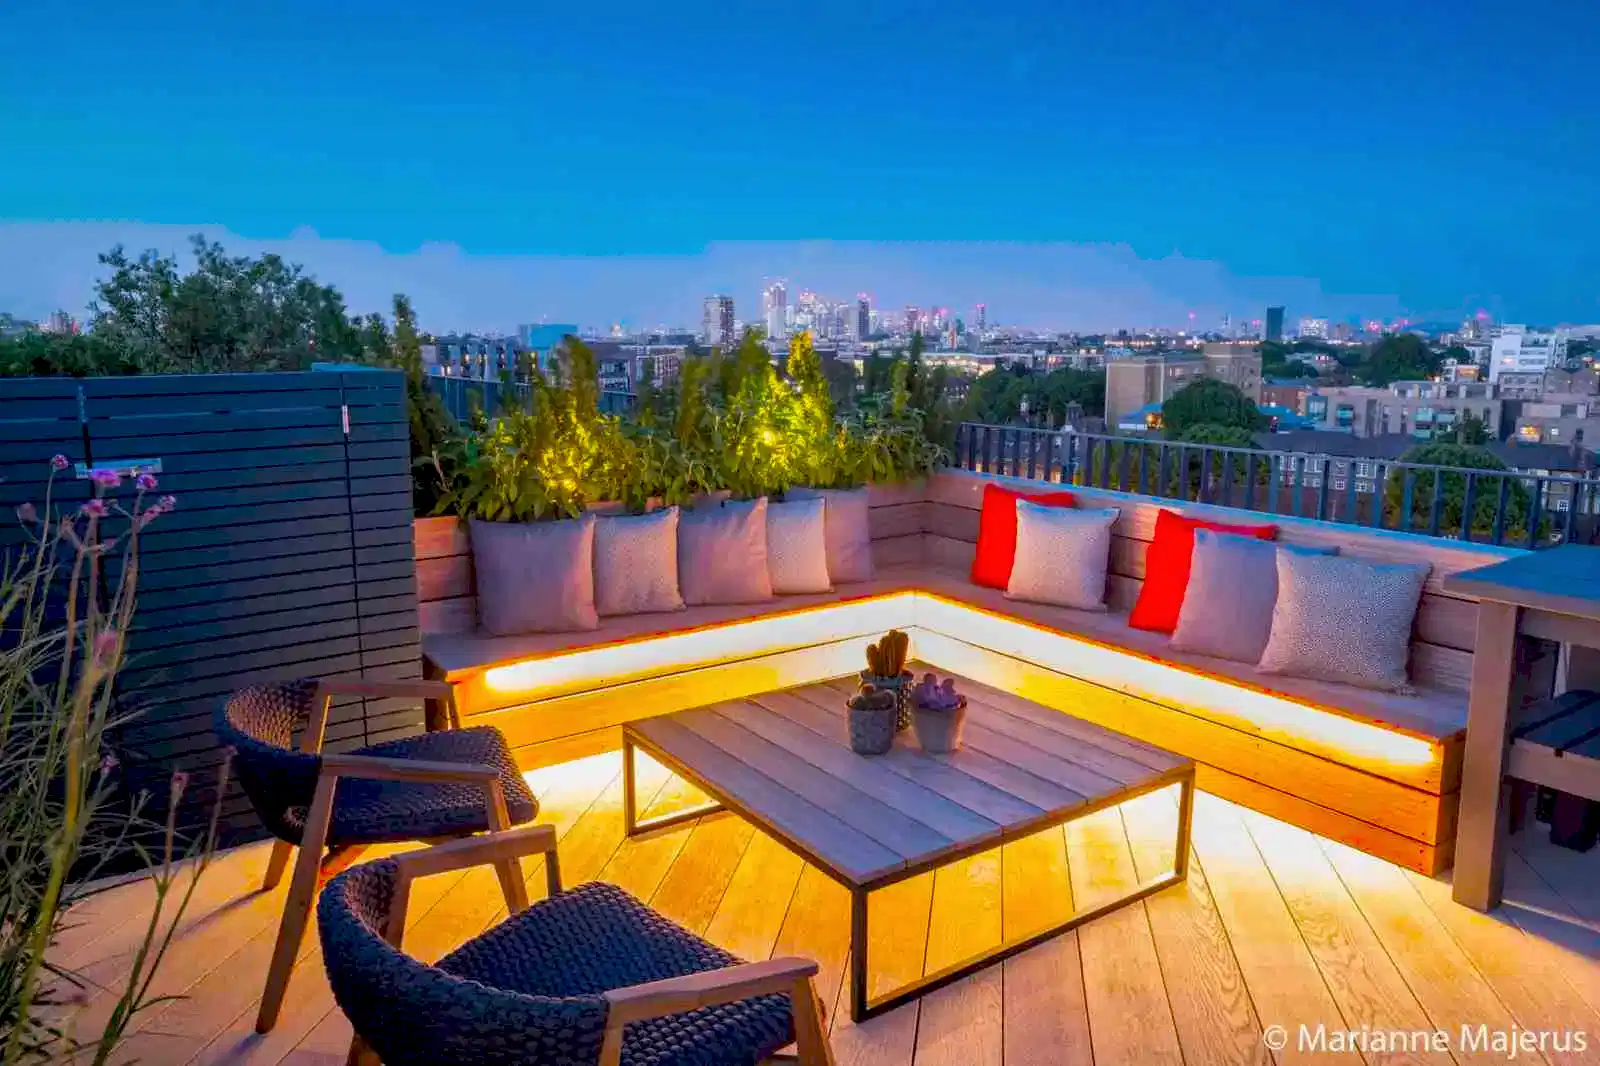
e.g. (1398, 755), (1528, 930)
(923, 469), (1523, 694)
(414, 484), (928, 635)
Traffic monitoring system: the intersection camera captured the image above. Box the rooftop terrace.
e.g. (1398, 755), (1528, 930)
(70, 750), (1600, 1065)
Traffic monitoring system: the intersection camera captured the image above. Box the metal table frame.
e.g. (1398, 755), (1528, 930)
(622, 725), (1195, 1022)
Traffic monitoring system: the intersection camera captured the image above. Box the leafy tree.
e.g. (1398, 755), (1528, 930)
(1161, 378), (1263, 436)
(1454, 413), (1491, 446)
(1172, 423), (1258, 447)
(1359, 334), (1440, 387)
(0, 331), (143, 377)
(1269, 359), (1317, 379)
(1382, 443), (1541, 541)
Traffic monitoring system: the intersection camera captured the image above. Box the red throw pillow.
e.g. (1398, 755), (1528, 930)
(970, 482), (1078, 590)
(1128, 509), (1278, 634)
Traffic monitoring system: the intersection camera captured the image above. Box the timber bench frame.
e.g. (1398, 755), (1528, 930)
(622, 676), (1196, 1022)
(416, 470), (1526, 875)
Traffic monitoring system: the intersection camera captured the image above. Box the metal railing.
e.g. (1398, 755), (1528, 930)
(953, 423), (1600, 549)
(427, 374), (636, 423)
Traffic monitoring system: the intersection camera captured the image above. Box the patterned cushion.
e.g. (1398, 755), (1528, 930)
(470, 516), (598, 635)
(677, 499), (774, 606)
(1005, 503), (1120, 611)
(1170, 530), (1336, 663)
(970, 482), (1078, 590)
(594, 508), (685, 617)
(766, 497), (832, 595)
(321, 869), (795, 1066)
(786, 486), (874, 584)
(1257, 551), (1430, 692)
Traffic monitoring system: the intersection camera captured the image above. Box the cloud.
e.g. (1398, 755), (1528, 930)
(0, 222), (1409, 333)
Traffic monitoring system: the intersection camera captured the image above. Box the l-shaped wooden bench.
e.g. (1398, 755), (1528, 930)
(415, 470), (1536, 875)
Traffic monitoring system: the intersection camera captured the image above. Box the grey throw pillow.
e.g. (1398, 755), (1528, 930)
(1171, 530), (1336, 663)
(786, 486), (874, 583)
(678, 498), (775, 605)
(766, 497), (833, 595)
(1257, 551), (1431, 692)
(469, 515), (598, 635)
(1005, 503), (1120, 611)
(594, 507), (685, 617)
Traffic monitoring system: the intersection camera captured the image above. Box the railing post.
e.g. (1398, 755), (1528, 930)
(1219, 452), (1234, 507)
(1316, 457), (1331, 521)
(1526, 477), (1544, 548)
(1342, 466), (1357, 525)
(1200, 450), (1214, 505)
(1369, 464), (1387, 528)
(1492, 476), (1510, 546)
(1460, 473), (1478, 542)
(1042, 432), (1056, 483)
(1025, 429), (1038, 480)
(1427, 469), (1444, 537)
(1118, 441), (1132, 493)
(1266, 454), (1279, 515)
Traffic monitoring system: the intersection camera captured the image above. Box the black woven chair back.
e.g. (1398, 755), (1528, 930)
(320, 860), (610, 1066)
(214, 680), (323, 841)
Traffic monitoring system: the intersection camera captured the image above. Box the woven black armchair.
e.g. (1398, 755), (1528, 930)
(215, 677), (539, 1034)
(320, 825), (834, 1066)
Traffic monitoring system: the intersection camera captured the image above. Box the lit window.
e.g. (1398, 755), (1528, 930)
(1333, 478), (1347, 490)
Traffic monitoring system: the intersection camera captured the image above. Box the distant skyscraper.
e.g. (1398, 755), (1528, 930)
(905, 305), (921, 335)
(762, 281), (787, 340)
(855, 295), (871, 341)
(1265, 306), (1286, 343)
(702, 295), (735, 348)
(975, 303), (987, 334)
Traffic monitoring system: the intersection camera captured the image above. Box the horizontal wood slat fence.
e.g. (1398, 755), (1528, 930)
(0, 369), (421, 841)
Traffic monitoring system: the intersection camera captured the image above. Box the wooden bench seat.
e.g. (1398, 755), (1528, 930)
(414, 470), (1529, 874)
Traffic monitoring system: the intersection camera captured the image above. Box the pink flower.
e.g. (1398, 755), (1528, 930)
(15, 502), (36, 523)
(81, 499), (108, 518)
(136, 473), (158, 491)
(92, 629), (120, 667)
(158, 495), (176, 512)
(90, 469), (121, 489)
(50, 454), (69, 471)
(138, 506), (163, 528)
(169, 770), (191, 801)
(99, 753), (119, 774)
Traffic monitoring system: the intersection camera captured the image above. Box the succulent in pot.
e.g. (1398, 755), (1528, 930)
(860, 629), (913, 731)
(911, 672), (969, 754)
(846, 682), (898, 756)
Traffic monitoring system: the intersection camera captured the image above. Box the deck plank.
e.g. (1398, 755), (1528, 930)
(1123, 789), (1268, 1066)
(1000, 825), (1094, 1066)
(1319, 836), (1529, 1066)
(1067, 804), (1185, 1066)
(1237, 807), (1449, 1066)
(1186, 793), (1351, 1066)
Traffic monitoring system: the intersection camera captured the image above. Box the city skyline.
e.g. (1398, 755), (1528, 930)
(3, 1), (1597, 329)
(0, 221), (1580, 339)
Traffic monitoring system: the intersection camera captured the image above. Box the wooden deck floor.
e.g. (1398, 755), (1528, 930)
(58, 750), (1600, 1066)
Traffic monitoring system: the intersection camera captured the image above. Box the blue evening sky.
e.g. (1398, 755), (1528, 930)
(1, 0), (1596, 330)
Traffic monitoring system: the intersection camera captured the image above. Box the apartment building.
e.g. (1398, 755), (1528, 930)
(1312, 381), (1501, 440)
(1103, 344), (1262, 430)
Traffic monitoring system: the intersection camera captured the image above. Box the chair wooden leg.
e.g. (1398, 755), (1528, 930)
(345, 1034), (380, 1066)
(263, 839), (294, 892)
(791, 977), (834, 1066)
(483, 779), (529, 914)
(257, 775), (337, 1033)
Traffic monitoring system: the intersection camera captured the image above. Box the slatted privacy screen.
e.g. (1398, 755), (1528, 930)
(0, 370), (421, 840)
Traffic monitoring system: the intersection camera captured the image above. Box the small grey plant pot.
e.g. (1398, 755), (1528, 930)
(911, 696), (969, 754)
(848, 703), (898, 756)
(860, 670), (914, 732)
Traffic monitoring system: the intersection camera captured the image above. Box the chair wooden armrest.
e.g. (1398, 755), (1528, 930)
(315, 677), (455, 701)
(392, 823), (559, 880)
(599, 957), (833, 1066)
(319, 752), (499, 785)
(602, 957), (819, 1024)
(314, 677), (461, 731)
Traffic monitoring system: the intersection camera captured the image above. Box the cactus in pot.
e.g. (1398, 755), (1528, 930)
(861, 630), (913, 731)
(911, 672), (969, 754)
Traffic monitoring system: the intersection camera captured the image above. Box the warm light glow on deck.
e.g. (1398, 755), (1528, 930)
(480, 587), (1441, 780)
(912, 596), (1439, 771)
(481, 593), (916, 698)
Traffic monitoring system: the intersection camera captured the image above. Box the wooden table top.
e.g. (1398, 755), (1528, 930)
(1442, 543), (1600, 622)
(626, 671), (1192, 888)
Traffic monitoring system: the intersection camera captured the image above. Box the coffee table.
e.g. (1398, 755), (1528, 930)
(622, 671), (1195, 1022)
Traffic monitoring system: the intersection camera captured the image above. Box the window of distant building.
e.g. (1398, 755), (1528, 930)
(1333, 477), (1347, 490)
(1518, 425), (1542, 442)
(1355, 461), (1375, 478)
